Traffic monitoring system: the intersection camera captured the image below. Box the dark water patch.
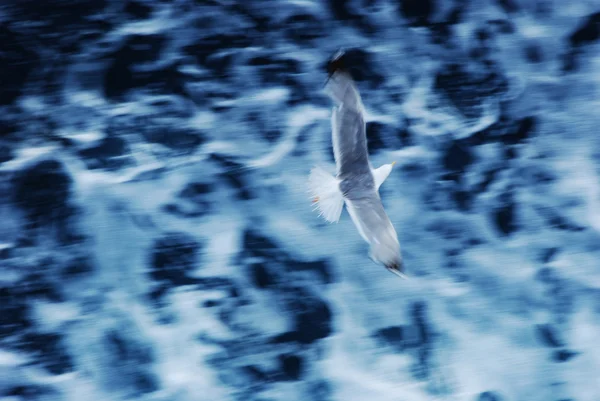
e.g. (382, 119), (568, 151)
(142, 62), (191, 98)
(203, 299), (219, 308)
(162, 203), (206, 219)
(179, 181), (213, 197)
(539, 248), (559, 264)
(500, 116), (537, 145)
(225, 3), (275, 35)
(398, 126), (413, 147)
(0, 244), (13, 259)
(178, 182), (214, 202)
(140, 124), (204, 153)
(209, 154), (253, 200)
(63, 255), (95, 277)
(488, 19), (515, 34)
(493, 192), (517, 236)
(552, 349), (579, 362)
(568, 11), (600, 47)
(291, 290), (333, 345)
(535, 324), (564, 348)
(246, 111), (283, 144)
(4, 385), (56, 400)
(124, 0), (153, 19)
(466, 112), (512, 146)
(551, 284), (575, 319)
(442, 140), (474, 182)
(430, 22), (455, 46)
(446, 2), (467, 25)
(272, 289), (333, 345)
(249, 262), (276, 289)
(563, 12), (600, 72)
(246, 55), (301, 86)
(411, 301), (431, 346)
(103, 329), (159, 395)
(285, 77), (312, 106)
(0, 144), (14, 164)
(411, 346), (432, 380)
(435, 63), (508, 120)
(183, 33), (254, 81)
(104, 34), (182, 100)
(242, 229), (283, 260)
(325, 0), (376, 34)
(525, 43), (543, 63)
(20, 272), (64, 303)
(478, 391), (503, 401)
(287, 259), (334, 285)
(3, 0), (109, 58)
(202, 52), (235, 79)
(148, 231), (201, 286)
(396, 0), (436, 27)
(242, 364), (270, 383)
(168, 181), (214, 217)
(221, 171), (252, 200)
(283, 13), (325, 43)
(365, 122), (391, 154)
(8, 0), (108, 30)
(402, 301), (436, 381)
(105, 329), (154, 365)
(327, 0), (356, 21)
(534, 206), (586, 232)
(18, 332), (74, 375)
(277, 353), (304, 381)
(78, 136), (131, 171)
(0, 25), (39, 105)
(495, 0), (519, 13)
(12, 159), (73, 227)
(453, 187), (472, 211)
(0, 286), (33, 337)
(374, 325), (405, 352)
(0, 117), (20, 139)
(196, 276), (238, 293)
(310, 380), (332, 401)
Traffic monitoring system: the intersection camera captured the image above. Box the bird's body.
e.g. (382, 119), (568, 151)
(308, 53), (405, 278)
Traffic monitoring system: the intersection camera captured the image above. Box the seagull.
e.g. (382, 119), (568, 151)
(308, 51), (406, 279)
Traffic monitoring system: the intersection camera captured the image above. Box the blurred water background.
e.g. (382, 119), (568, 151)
(1, 1), (600, 400)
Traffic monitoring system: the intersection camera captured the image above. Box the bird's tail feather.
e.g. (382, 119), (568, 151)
(308, 166), (344, 223)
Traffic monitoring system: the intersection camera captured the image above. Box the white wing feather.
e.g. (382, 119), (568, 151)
(308, 166), (344, 223)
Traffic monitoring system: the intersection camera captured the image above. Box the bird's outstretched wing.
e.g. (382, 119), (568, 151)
(344, 191), (401, 268)
(325, 71), (371, 177)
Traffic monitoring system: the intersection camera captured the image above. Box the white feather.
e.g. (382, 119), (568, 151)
(308, 166), (344, 223)
(372, 163), (394, 191)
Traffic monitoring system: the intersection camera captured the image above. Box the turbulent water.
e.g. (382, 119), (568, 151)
(2, 0), (600, 400)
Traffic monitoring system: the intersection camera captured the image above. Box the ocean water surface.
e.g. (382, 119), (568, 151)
(1, 1), (600, 400)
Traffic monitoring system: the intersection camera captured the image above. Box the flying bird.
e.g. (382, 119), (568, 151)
(308, 51), (406, 278)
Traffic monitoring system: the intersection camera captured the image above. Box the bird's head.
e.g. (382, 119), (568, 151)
(385, 161), (397, 178)
(326, 49), (348, 77)
(375, 161), (396, 189)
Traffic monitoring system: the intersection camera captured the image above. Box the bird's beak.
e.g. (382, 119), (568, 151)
(391, 161), (396, 167)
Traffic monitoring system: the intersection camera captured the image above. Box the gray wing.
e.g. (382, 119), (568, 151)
(325, 72), (371, 176)
(344, 191), (401, 266)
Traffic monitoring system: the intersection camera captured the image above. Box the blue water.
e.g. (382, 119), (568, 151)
(1, 1), (600, 400)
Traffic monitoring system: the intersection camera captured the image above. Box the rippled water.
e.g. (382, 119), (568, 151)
(1, 1), (600, 400)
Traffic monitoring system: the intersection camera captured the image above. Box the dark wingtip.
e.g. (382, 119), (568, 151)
(386, 260), (408, 279)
